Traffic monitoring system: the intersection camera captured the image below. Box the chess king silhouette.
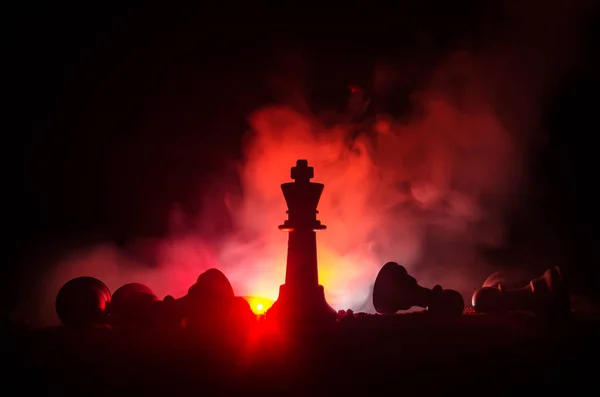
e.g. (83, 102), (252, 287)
(267, 160), (337, 326)
(54, 160), (337, 329)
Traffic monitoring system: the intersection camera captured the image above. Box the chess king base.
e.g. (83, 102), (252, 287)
(267, 284), (337, 326)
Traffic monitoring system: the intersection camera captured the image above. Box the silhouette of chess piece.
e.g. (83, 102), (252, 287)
(109, 283), (159, 327)
(227, 296), (257, 328)
(55, 276), (112, 328)
(373, 262), (464, 317)
(267, 160), (337, 327)
(176, 268), (240, 329)
(188, 268), (235, 302)
(472, 266), (570, 320)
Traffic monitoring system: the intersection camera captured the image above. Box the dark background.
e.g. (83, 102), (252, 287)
(4, 2), (600, 315)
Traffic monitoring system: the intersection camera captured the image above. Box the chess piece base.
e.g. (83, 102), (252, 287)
(267, 284), (337, 327)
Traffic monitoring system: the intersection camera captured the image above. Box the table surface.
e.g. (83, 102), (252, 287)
(6, 310), (600, 395)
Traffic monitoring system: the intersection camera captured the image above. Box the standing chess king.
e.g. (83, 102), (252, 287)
(267, 160), (337, 325)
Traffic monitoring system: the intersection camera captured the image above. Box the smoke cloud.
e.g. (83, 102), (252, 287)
(17, 0), (592, 326)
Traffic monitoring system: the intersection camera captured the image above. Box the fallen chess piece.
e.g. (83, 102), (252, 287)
(471, 266), (570, 320)
(55, 276), (112, 328)
(109, 282), (159, 327)
(55, 268), (255, 330)
(372, 261), (464, 317)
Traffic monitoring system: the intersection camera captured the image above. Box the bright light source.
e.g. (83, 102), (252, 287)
(242, 296), (274, 315)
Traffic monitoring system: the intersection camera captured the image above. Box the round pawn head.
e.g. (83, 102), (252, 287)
(112, 283), (157, 307)
(110, 283), (158, 327)
(372, 261), (414, 314)
(55, 276), (111, 328)
(428, 288), (465, 317)
(472, 286), (507, 314)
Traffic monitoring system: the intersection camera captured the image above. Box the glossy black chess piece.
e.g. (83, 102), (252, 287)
(472, 266), (570, 320)
(109, 283), (159, 327)
(55, 276), (111, 328)
(373, 261), (464, 317)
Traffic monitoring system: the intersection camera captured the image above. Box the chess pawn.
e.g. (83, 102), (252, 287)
(373, 262), (464, 317)
(472, 266), (570, 320)
(109, 283), (159, 327)
(55, 276), (112, 328)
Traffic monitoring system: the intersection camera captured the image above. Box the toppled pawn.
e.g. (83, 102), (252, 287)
(55, 276), (111, 328)
(373, 262), (464, 317)
(109, 283), (159, 327)
(472, 266), (570, 320)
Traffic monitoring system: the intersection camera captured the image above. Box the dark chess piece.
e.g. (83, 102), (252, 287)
(472, 266), (570, 320)
(373, 262), (464, 317)
(55, 276), (111, 328)
(176, 268), (239, 328)
(109, 283), (159, 327)
(188, 268), (235, 302)
(228, 296), (257, 327)
(267, 160), (337, 327)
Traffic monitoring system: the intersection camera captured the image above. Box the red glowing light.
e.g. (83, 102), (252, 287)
(242, 296), (274, 315)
